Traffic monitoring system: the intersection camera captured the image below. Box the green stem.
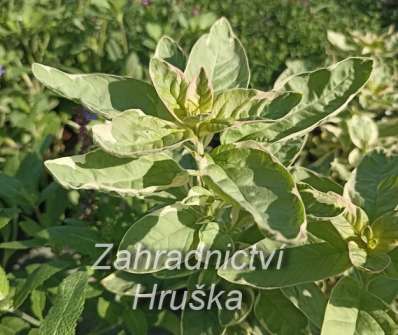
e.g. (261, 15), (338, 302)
(14, 311), (41, 327)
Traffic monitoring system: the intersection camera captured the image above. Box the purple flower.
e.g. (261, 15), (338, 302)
(141, 0), (151, 6)
(82, 109), (97, 122)
(0, 65), (5, 78)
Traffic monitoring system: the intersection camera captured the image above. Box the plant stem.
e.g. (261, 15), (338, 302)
(15, 311), (41, 327)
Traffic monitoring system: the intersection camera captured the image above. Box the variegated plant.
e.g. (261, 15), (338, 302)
(30, 17), (393, 335)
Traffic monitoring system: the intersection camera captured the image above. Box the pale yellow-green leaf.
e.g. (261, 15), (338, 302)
(118, 204), (199, 273)
(347, 114), (378, 150)
(32, 63), (171, 120)
(221, 57), (373, 143)
(92, 109), (188, 157)
(0, 266), (9, 301)
(344, 150), (398, 221)
(45, 150), (189, 197)
(202, 142), (305, 240)
(155, 36), (186, 70)
(321, 276), (396, 335)
(149, 57), (189, 122)
(185, 17), (250, 92)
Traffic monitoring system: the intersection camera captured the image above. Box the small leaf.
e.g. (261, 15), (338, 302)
(14, 261), (67, 310)
(345, 150), (398, 221)
(149, 57), (189, 121)
(185, 17), (250, 92)
(372, 212), (398, 252)
(31, 290), (46, 320)
(101, 271), (158, 296)
(39, 271), (89, 335)
(186, 67), (214, 116)
(0, 266), (9, 301)
(347, 114), (378, 150)
(155, 36), (186, 70)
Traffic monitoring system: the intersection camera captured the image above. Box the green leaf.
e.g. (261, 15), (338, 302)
(347, 241), (391, 273)
(254, 290), (308, 334)
(123, 309), (148, 335)
(182, 309), (222, 335)
(149, 57), (189, 121)
(155, 36), (186, 70)
(213, 89), (301, 122)
(218, 286), (254, 327)
(101, 271), (158, 296)
(0, 209), (18, 231)
(327, 31), (356, 51)
(371, 212), (398, 253)
(185, 67), (214, 116)
(32, 63), (171, 120)
(218, 241), (351, 289)
(0, 266), (9, 301)
(282, 283), (327, 328)
(368, 275), (398, 305)
(39, 271), (88, 335)
(292, 167), (343, 194)
(298, 183), (347, 218)
(266, 136), (306, 166)
(36, 225), (102, 257)
(199, 222), (234, 255)
(307, 215), (353, 249)
(345, 150), (398, 221)
(92, 109), (188, 157)
(347, 114), (378, 150)
(321, 276), (397, 335)
(13, 261), (67, 310)
(153, 310), (181, 335)
(0, 317), (29, 335)
(202, 142), (305, 240)
(118, 204), (199, 273)
(197, 119), (231, 137)
(0, 174), (33, 209)
(0, 239), (44, 250)
(45, 149), (189, 196)
(185, 17), (250, 92)
(221, 57), (373, 143)
(31, 289), (46, 320)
